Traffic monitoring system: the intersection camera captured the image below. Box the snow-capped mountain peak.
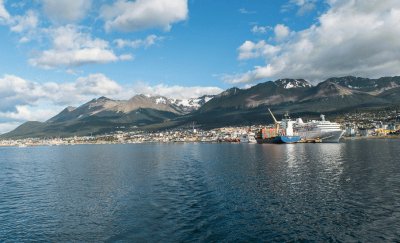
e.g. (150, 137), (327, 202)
(275, 79), (312, 89)
(127, 94), (216, 113)
(169, 95), (215, 112)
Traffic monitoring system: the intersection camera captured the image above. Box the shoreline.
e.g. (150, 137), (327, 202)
(342, 135), (400, 140)
(1, 136), (400, 148)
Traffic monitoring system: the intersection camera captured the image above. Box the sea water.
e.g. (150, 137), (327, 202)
(0, 140), (399, 241)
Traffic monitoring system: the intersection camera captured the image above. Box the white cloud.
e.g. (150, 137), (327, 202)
(0, 73), (126, 133)
(119, 54), (134, 61)
(282, 0), (317, 16)
(0, 74), (46, 111)
(29, 25), (127, 68)
(101, 0), (188, 32)
(132, 82), (224, 100)
(222, 66), (276, 84)
(10, 10), (38, 33)
(42, 0), (92, 23)
(274, 24), (290, 42)
(0, 105), (58, 122)
(239, 8), (256, 15)
(251, 25), (271, 34)
(0, 122), (23, 135)
(0, 0), (10, 23)
(30, 49), (119, 68)
(226, 0), (400, 83)
(0, 105), (63, 134)
(19, 36), (31, 43)
(295, 0), (317, 15)
(0, 73), (124, 112)
(75, 73), (122, 96)
(0, 4), (40, 43)
(238, 40), (280, 60)
(44, 74), (126, 104)
(115, 35), (164, 49)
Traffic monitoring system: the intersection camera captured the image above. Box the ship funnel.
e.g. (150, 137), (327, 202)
(320, 114), (326, 121)
(296, 118), (304, 124)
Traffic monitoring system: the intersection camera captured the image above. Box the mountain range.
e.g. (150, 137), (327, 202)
(2, 76), (400, 139)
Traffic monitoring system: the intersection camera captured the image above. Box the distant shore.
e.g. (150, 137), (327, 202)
(1, 135), (400, 148)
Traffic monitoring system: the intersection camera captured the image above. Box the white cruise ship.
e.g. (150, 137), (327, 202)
(294, 115), (345, 143)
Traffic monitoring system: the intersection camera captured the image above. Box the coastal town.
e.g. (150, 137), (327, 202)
(1, 109), (400, 147)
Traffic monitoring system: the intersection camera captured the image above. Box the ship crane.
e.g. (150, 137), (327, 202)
(268, 108), (280, 131)
(268, 108), (278, 123)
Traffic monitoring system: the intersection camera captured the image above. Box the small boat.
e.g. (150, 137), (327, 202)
(239, 134), (250, 143)
(239, 133), (257, 143)
(248, 134), (257, 143)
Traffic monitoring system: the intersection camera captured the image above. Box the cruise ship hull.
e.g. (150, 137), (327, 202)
(297, 130), (345, 143)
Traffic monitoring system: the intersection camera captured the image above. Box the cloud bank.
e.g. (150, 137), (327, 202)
(226, 0), (400, 83)
(0, 73), (223, 133)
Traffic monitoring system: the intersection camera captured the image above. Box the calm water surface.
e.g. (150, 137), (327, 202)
(0, 140), (399, 242)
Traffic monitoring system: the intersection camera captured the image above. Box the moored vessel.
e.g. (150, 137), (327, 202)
(256, 109), (301, 144)
(240, 133), (257, 143)
(294, 115), (345, 143)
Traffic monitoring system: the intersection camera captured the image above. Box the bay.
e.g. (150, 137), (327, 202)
(0, 139), (399, 241)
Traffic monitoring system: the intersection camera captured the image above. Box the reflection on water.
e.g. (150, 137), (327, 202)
(0, 140), (400, 241)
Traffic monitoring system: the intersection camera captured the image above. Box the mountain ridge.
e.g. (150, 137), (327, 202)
(2, 76), (400, 138)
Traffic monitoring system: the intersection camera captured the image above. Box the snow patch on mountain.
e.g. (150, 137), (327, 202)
(169, 95), (215, 111)
(155, 97), (167, 104)
(175, 99), (200, 108)
(123, 94), (217, 114)
(204, 96), (213, 103)
(275, 79), (312, 89)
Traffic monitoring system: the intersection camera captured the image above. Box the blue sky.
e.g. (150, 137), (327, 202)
(0, 0), (324, 88)
(0, 0), (400, 133)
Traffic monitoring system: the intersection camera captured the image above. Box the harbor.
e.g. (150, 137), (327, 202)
(1, 111), (399, 147)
